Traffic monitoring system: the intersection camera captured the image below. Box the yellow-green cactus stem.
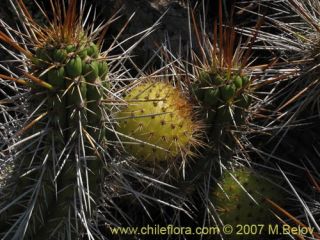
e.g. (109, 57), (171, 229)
(210, 168), (286, 239)
(116, 81), (201, 162)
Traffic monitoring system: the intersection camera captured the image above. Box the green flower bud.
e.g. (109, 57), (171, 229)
(65, 44), (76, 53)
(66, 56), (82, 78)
(53, 49), (67, 63)
(233, 75), (243, 89)
(220, 84), (236, 102)
(87, 43), (99, 58)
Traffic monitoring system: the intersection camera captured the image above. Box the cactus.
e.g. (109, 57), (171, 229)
(194, 71), (251, 141)
(116, 81), (202, 163)
(211, 168), (286, 238)
(0, 0), (111, 238)
(173, 8), (259, 191)
(185, 8), (258, 168)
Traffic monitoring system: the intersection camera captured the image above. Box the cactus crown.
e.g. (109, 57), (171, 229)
(186, 3), (271, 148)
(189, 1), (264, 92)
(196, 71), (250, 105)
(0, 0), (110, 89)
(22, 0), (90, 45)
(190, 5), (257, 121)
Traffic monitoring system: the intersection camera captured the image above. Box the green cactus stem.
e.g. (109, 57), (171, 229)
(194, 71), (251, 135)
(0, 1), (110, 238)
(191, 70), (251, 163)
